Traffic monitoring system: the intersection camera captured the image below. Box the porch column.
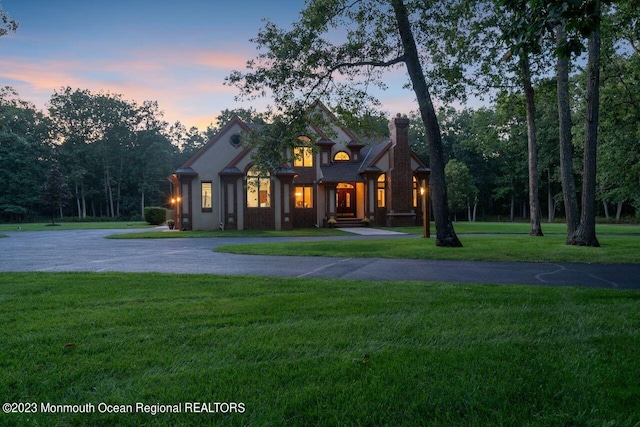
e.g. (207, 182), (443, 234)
(276, 169), (297, 230)
(220, 169), (243, 230)
(325, 183), (337, 221)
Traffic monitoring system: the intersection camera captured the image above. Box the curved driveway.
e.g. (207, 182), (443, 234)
(0, 229), (638, 289)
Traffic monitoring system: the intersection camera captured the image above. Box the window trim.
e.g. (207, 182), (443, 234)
(377, 174), (386, 208)
(246, 166), (272, 208)
(201, 181), (213, 212)
(294, 185), (314, 209)
(333, 151), (350, 162)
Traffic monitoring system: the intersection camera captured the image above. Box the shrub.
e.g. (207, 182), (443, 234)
(144, 207), (167, 225)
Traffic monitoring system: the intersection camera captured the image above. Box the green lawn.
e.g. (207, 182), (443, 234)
(1, 272), (639, 426)
(0, 221), (153, 232)
(216, 234), (640, 264)
(387, 221), (640, 235)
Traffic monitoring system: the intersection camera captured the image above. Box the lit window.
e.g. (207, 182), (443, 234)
(377, 174), (385, 208)
(247, 166), (271, 208)
(294, 147), (313, 167)
(333, 151), (350, 161)
(413, 176), (418, 207)
(293, 136), (313, 167)
(294, 186), (314, 208)
(201, 182), (212, 211)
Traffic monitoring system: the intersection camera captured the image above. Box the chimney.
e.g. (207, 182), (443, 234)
(386, 114), (415, 226)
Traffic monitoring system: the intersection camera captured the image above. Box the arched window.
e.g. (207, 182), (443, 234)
(333, 151), (350, 161)
(246, 165), (271, 208)
(413, 176), (418, 207)
(377, 174), (385, 208)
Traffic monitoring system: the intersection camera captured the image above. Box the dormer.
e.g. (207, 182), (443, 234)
(347, 140), (365, 162)
(316, 138), (335, 166)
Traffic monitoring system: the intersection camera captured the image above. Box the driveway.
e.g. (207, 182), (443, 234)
(0, 229), (638, 289)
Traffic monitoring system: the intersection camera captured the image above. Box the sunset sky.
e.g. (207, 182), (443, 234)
(1, 0), (417, 130)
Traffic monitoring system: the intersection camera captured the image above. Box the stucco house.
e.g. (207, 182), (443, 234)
(168, 103), (430, 231)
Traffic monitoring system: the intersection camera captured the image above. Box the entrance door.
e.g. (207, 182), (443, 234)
(336, 183), (356, 217)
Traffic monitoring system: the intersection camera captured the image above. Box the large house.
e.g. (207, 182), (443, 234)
(168, 103), (430, 231)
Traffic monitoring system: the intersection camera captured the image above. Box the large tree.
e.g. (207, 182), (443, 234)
(0, 87), (52, 221)
(227, 0), (463, 246)
(568, 0), (603, 246)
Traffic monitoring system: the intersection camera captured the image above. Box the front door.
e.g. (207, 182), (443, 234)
(336, 183), (356, 217)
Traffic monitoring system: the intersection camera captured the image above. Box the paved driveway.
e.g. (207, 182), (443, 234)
(0, 229), (638, 289)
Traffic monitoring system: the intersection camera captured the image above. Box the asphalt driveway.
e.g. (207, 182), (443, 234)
(0, 229), (638, 289)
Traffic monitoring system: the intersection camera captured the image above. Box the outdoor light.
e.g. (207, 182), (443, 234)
(421, 184), (430, 238)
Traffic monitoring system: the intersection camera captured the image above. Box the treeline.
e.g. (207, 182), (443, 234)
(1, 66), (638, 224)
(406, 39), (640, 224)
(0, 86), (219, 222)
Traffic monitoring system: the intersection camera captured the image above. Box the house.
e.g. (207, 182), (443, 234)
(168, 103), (430, 231)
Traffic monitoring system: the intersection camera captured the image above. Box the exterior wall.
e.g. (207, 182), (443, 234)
(175, 106), (429, 231)
(187, 122), (248, 231)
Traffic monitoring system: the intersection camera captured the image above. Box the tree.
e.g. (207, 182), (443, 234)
(42, 164), (71, 225)
(596, 3), (640, 221)
(555, 20), (581, 239)
(488, 0), (551, 236)
(568, 0), (602, 247)
(227, 0), (463, 246)
(0, 5), (18, 37)
(445, 159), (478, 222)
(0, 87), (52, 221)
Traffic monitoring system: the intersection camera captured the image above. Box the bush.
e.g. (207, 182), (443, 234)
(144, 207), (167, 225)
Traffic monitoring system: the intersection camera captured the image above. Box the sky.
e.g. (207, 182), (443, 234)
(0, 0), (418, 130)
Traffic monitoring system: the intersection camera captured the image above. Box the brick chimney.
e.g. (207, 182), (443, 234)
(386, 114), (415, 226)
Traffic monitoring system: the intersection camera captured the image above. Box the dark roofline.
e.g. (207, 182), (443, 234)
(179, 116), (253, 169)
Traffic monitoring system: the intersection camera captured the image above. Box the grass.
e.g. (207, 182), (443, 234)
(216, 234), (640, 264)
(0, 221), (153, 232)
(386, 221), (640, 235)
(1, 272), (639, 426)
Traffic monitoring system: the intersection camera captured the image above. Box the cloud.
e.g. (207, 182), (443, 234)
(0, 45), (256, 128)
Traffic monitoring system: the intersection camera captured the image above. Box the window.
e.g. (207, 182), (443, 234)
(293, 136), (313, 167)
(247, 166), (271, 208)
(413, 176), (418, 207)
(333, 151), (350, 161)
(294, 147), (313, 167)
(201, 182), (212, 211)
(377, 174), (386, 208)
(294, 186), (314, 208)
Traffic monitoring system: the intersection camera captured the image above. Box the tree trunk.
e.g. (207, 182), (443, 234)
(521, 53), (543, 236)
(547, 170), (555, 222)
(81, 183), (87, 219)
(569, 2), (601, 247)
(391, 0), (461, 247)
(616, 201), (624, 221)
(105, 167), (115, 218)
(75, 183), (82, 219)
(472, 203), (477, 222)
(602, 200), (610, 219)
(141, 190), (146, 219)
(556, 22), (580, 242)
(510, 193), (515, 222)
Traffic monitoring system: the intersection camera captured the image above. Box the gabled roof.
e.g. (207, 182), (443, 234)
(179, 116), (254, 169)
(308, 100), (361, 144)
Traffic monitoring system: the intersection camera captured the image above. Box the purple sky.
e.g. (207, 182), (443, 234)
(1, 0), (419, 129)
